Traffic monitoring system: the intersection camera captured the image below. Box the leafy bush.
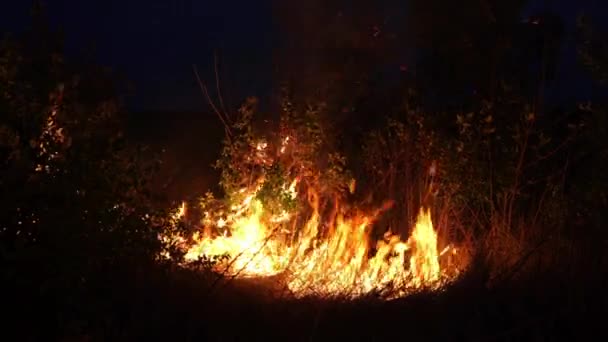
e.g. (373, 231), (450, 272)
(0, 13), (178, 336)
(359, 88), (595, 280)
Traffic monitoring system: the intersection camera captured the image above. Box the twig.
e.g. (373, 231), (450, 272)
(192, 64), (232, 139)
(523, 136), (573, 171)
(507, 118), (533, 230)
(208, 223), (285, 294)
(213, 50), (229, 122)
(493, 237), (550, 286)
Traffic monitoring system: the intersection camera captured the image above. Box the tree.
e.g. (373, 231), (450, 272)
(0, 8), (173, 338)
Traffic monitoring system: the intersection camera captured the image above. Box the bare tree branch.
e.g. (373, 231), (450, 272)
(214, 50), (230, 123)
(192, 64), (232, 139)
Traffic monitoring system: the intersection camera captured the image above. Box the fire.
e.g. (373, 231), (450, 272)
(169, 177), (456, 299)
(184, 199), (291, 276)
(160, 128), (461, 299)
(286, 204), (442, 298)
(407, 208), (440, 286)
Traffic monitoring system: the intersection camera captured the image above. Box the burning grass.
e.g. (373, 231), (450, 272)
(161, 130), (465, 300)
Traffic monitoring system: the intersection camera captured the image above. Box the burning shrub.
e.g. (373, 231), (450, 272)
(161, 92), (463, 300)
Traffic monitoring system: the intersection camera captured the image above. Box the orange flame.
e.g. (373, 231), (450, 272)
(169, 178), (456, 299)
(161, 131), (460, 299)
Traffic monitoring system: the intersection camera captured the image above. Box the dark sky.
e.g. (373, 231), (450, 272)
(522, 0), (607, 106)
(2, 0), (276, 112)
(1, 0), (606, 112)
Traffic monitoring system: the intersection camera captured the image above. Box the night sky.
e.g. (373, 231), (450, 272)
(2, 0), (276, 112)
(1, 0), (606, 113)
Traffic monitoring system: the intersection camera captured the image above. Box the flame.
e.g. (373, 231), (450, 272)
(170, 177), (456, 299)
(407, 208), (440, 287)
(184, 199), (291, 275)
(161, 130), (461, 299)
(174, 202), (187, 221)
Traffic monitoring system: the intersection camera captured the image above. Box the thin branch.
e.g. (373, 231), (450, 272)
(523, 136), (573, 171)
(192, 64), (232, 139)
(213, 50), (229, 123)
(207, 221), (286, 295)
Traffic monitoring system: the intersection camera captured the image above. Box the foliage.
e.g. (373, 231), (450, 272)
(256, 163), (297, 215)
(208, 88), (353, 223)
(577, 14), (608, 84)
(361, 106), (436, 233)
(213, 96), (259, 203)
(0, 11), (177, 334)
(279, 87), (353, 195)
(359, 82), (588, 278)
(563, 104), (608, 233)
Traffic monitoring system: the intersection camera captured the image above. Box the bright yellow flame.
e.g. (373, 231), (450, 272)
(172, 179), (455, 299)
(407, 208), (440, 287)
(173, 202), (187, 221)
(184, 199), (291, 276)
(159, 131), (462, 299)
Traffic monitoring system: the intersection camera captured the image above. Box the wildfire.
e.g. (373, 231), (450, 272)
(184, 199), (292, 276)
(160, 130), (461, 299)
(166, 176), (458, 299)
